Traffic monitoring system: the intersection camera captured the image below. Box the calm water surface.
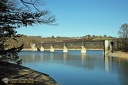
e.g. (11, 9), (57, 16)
(19, 50), (128, 85)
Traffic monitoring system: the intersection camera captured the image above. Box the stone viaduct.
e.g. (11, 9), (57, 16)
(31, 40), (113, 55)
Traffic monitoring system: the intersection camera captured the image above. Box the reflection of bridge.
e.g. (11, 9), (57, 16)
(31, 40), (113, 54)
(21, 51), (113, 73)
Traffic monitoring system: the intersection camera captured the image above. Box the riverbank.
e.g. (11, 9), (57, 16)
(108, 51), (128, 59)
(0, 61), (59, 85)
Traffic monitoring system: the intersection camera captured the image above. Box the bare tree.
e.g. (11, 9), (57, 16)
(118, 23), (128, 51)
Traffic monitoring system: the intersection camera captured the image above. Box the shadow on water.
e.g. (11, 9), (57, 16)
(19, 50), (128, 85)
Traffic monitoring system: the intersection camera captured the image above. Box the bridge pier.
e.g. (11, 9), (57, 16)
(50, 44), (54, 52)
(104, 40), (109, 55)
(81, 42), (86, 54)
(110, 41), (114, 53)
(31, 44), (37, 51)
(63, 43), (68, 53)
(104, 40), (113, 55)
(40, 46), (45, 51)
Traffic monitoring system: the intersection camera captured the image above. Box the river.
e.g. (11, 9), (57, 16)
(19, 50), (128, 85)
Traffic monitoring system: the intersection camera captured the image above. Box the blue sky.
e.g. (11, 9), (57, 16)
(16, 0), (128, 37)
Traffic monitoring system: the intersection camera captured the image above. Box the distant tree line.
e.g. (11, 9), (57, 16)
(8, 33), (128, 51)
(7, 32), (128, 51)
(5, 35), (114, 49)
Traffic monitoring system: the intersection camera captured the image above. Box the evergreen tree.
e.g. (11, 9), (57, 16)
(0, 0), (55, 64)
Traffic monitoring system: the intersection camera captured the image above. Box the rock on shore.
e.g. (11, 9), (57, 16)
(0, 61), (59, 85)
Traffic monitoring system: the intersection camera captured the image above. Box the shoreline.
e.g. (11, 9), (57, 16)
(0, 61), (59, 85)
(108, 51), (128, 59)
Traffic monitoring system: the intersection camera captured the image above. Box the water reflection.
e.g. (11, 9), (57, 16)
(63, 53), (67, 63)
(81, 53), (86, 66)
(19, 50), (128, 85)
(50, 53), (54, 62)
(104, 56), (109, 72)
(20, 51), (109, 70)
